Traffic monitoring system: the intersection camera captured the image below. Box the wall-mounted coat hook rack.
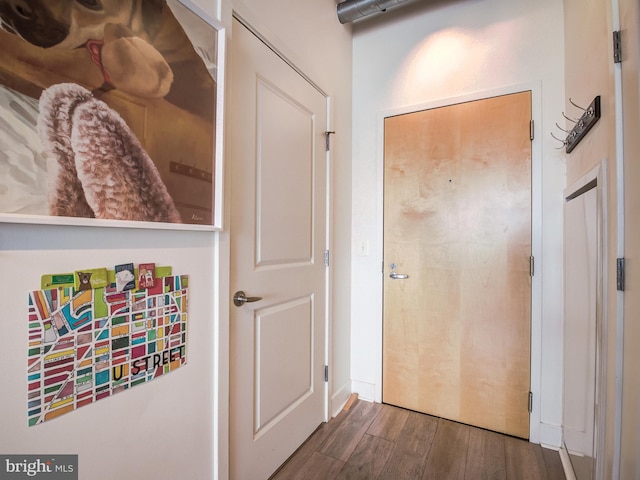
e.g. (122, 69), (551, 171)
(564, 96), (601, 153)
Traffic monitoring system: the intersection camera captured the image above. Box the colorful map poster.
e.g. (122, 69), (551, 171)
(27, 271), (188, 426)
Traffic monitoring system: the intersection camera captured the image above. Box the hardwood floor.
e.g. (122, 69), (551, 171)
(270, 399), (566, 480)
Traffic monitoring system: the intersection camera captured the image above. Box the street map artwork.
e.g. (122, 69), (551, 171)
(27, 265), (188, 426)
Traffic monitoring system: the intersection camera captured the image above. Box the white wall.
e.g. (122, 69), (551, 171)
(0, 224), (217, 479)
(0, 0), (223, 478)
(350, 0), (566, 446)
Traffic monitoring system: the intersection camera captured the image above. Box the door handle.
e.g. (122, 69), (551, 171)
(389, 272), (409, 280)
(233, 291), (263, 306)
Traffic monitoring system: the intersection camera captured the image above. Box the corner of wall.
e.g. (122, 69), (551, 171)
(351, 380), (376, 403)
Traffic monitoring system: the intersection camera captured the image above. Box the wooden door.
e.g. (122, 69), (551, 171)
(229, 19), (328, 480)
(382, 92), (532, 439)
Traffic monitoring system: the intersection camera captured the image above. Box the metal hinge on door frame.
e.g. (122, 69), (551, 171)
(530, 120), (534, 141)
(324, 131), (335, 152)
(617, 257), (625, 291)
(324, 365), (329, 382)
(324, 250), (330, 267)
(530, 256), (535, 277)
(613, 30), (622, 63)
(528, 391), (533, 413)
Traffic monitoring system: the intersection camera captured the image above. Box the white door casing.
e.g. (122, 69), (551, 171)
(229, 18), (329, 480)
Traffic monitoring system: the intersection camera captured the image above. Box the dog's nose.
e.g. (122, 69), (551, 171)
(9, 0), (34, 20)
(2, 0), (70, 48)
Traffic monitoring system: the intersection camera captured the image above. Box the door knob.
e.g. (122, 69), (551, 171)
(389, 272), (409, 280)
(233, 291), (263, 306)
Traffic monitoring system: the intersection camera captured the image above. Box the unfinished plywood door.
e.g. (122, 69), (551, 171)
(383, 92), (532, 439)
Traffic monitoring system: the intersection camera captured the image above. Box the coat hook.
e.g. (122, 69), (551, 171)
(569, 98), (595, 116)
(550, 131), (567, 149)
(569, 97), (588, 111)
(561, 95), (601, 154)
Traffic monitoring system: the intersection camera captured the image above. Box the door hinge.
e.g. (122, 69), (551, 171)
(529, 256), (535, 277)
(324, 250), (330, 267)
(613, 30), (622, 63)
(528, 391), (533, 413)
(530, 119), (534, 141)
(324, 131), (335, 152)
(617, 257), (625, 291)
(324, 365), (329, 382)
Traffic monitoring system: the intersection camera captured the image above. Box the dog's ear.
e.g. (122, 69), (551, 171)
(140, 0), (167, 40)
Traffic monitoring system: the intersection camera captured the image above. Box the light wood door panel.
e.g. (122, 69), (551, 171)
(383, 92), (532, 439)
(230, 19), (328, 480)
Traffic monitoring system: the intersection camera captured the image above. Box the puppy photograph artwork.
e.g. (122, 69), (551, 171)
(0, 0), (219, 226)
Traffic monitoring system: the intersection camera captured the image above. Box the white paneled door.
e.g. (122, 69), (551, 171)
(563, 181), (599, 479)
(229, 18), (328, 480)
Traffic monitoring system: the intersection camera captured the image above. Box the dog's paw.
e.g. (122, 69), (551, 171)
(70, 96), (181, 223)
(38, 83), (95, 218)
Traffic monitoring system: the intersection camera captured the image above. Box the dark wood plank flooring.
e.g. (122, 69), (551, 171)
(270, 399), (565, 480)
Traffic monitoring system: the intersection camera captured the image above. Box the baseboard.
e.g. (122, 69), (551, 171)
(559, 444), (577, 480)
(342, 393), (358, 411)
(330, 382), (352, 418)
(538, 422), (563, 449)
(350, 380), (376, 402)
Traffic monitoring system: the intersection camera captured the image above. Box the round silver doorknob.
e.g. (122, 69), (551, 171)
(233, 291), (263, 306)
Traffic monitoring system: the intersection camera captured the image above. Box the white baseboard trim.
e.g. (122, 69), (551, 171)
(330, 382), (352, 418)
(538, 422), (563, 449)
(351, 380), (376, 402)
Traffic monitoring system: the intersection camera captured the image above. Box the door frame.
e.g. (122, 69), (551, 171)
(371, 83), (544, 442)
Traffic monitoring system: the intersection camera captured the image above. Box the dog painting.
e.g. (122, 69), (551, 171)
(0, 0), (219, 226)
(0, 0), (172, 98)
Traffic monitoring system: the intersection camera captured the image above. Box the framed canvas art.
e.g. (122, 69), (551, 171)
(0, 0), (225, 230)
